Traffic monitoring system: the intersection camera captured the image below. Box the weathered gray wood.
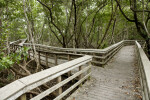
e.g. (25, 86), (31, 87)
(55, 54), (58, 65)
(8, 40), (148, 100)
(0, 55), (92, 100)
(69, 45), (142, 100)
(68, 55), (71, 61)
(136, 41), (150, 100)
(79, 66), (83, 80)
(19, 94), (26, 100)
(38, 51), (41, 64)
(19, 55), (91, 86)
(45, 52), (48, 67)
(31, 66), (90, 100)
(57, 76), (62, 96)
(54, 73), (91, 100)
(23, 40), (127, 67)
(0, 80), (26, 100)
(68, 55), (71, 76)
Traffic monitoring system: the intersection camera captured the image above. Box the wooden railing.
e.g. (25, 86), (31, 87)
(0, 55), (92, 100)
(10, 39), (27, 52)
(1, 40), (147, 100)
(135, 41), (150, 100)
(10, 40), (144, 67)
(24, 41), (125, 66)
(29, 49), (83, 67)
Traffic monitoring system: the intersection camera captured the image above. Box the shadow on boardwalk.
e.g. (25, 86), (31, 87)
(68, 46), (142, 100)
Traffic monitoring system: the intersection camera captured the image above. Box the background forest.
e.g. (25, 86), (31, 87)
(1, 0), (149, 49)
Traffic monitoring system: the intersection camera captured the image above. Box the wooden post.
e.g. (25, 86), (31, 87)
(46, 52), (48, 67)
(68, 54), (71, 61)
(38, 51), (41, 64)
(101, 53), (105, 67)
(39, 46), (40, 51)
(57, 76), (62, 96)
(68, 55), (71, 77)
(55, 54), (57, 65)
(54, 54), (62, 96)
(19, 94), (26, 100)
(79, 66), (83, 86)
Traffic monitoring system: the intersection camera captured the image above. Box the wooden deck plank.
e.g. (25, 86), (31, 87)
(68, 46), (142, 100)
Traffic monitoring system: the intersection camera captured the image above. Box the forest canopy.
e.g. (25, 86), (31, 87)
(0, 0), (149, 51)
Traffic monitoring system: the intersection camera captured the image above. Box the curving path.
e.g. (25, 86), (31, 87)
(68, 46), (142, 100)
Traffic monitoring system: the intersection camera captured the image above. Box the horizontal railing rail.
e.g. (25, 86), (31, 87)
(0, 55), (92, 100)
(135, 41), (150, 100)
(10, 40), (142, 66)
(28, 49), (83, 67)
(23, 41), (127, 66)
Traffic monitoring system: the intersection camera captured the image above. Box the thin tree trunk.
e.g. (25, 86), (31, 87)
(23, 0), (40, 72)
(110, 18), (116, 44)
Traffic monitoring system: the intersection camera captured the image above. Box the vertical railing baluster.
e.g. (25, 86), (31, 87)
(55, 54), (62, 97)
(79, 66), (83, 86)
(19, 94), (26, 100)
(38, 51), (41, 64)
(46, 52), (48, 67)
(68, 55), (71, 77)
(55, 54), (57, 65)
(57, 76), (62, 96)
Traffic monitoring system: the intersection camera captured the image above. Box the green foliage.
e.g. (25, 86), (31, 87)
(0, 0), (148, 49)
(0, 46), (30, 71)
(7, 73), (14, 80)
(0, 56), (14, 70)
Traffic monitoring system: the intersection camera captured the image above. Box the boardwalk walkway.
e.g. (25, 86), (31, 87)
(68, 46), (142, 100)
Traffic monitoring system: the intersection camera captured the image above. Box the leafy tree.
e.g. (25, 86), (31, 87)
(115, 0), (150, 57)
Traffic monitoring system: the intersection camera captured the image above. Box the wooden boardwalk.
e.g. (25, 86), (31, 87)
(4, 40), (149, 100)
(68, 46), (142, 100)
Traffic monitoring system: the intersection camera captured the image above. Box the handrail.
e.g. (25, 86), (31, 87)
(3, 40), (147, 100)
(11, 40), (139, 66)
(23, 41), (126, 66)
(10, 39), (27, 45)
(135, 41), (150, 100)
(23, 41), (123, 53)
(0, 55), (92, 100)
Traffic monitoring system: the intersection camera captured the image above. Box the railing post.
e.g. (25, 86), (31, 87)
(55, 54), (57, 65)
(57, 76), (62, 96)
(68, 54), (71, 61)
(45, 52), (48, 67)
(55, 54), (62, 97)
(79, 66), (83, 86)
(101, 53), (105, 67)
(19, 94), (26, 100)
(68, 55), (71, 77)
(39, 46), (40, 51)
(38, 51), (41, 64)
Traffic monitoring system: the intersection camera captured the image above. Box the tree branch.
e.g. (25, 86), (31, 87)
(47, 17), (63, 45)
(37, 0), (64, 38)
(115, 0), (135, 22)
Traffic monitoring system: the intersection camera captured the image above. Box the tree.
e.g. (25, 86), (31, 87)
(115, 0), (150, 57)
